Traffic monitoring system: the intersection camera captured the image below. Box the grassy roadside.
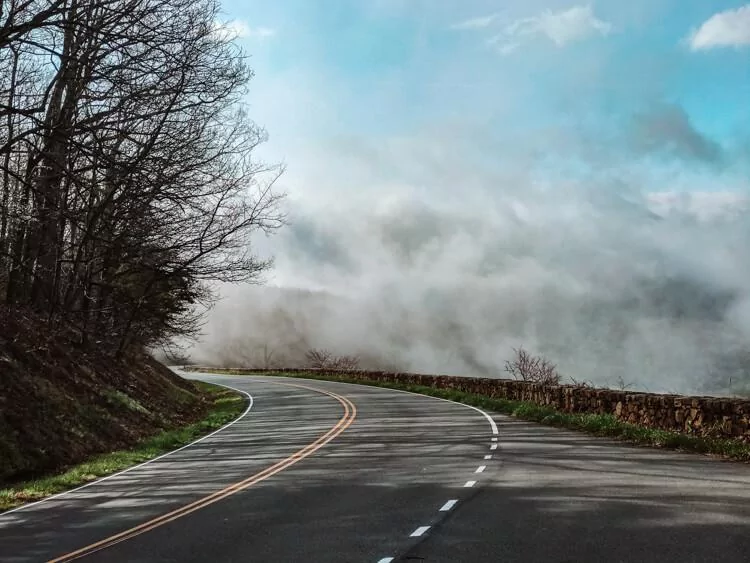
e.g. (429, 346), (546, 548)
(199, 368), (750, 463)
(0, 382), (247, 512)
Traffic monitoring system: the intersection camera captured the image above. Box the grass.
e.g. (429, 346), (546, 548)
(0, 381), (247, 512)
(103, 389), (151, 415)
(196, 368), (750, 463)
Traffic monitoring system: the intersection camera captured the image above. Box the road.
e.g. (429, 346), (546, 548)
(2, 373), (750, 562)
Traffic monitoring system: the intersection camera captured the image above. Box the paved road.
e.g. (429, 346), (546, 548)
(1, 373), (750, 562)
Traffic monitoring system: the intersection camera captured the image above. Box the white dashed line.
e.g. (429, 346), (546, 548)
(274, 375), (501, 562)
(440, 499), (458, 512)
(410, 526), (431, 537)
(475, 465), (486, 473)
(484, 454), (492, 460)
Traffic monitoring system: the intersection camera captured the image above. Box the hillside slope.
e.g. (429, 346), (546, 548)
(0, 306), (211, 483)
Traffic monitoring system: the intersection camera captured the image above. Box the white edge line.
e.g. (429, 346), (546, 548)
(1, 378), (254, 517)
(410, 525), (430, 537)
(440, 499), (458, 512)
(249, 374), (500, 436)
(464, 480), (477, 488)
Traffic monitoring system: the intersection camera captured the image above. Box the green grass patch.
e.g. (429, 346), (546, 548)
(0, 382), (246, 513)
(197, 368), (750, 463)
(103, 389), (150, 415)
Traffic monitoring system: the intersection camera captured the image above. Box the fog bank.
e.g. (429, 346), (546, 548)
(188, 179), (750, 396)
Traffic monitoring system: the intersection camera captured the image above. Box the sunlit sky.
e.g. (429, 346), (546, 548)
(216, 0), (750, 210)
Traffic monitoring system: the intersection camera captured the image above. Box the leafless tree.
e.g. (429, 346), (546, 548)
(0, 0), (284, 355)
(305, 348), (360, 371)
(504, 347), (560, 385)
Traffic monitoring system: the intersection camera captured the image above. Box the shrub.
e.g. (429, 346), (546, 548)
(504, 347), (560, 385)
(305, 349), (360, 371)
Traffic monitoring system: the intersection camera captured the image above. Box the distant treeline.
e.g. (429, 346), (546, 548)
(0, 0), (283, 354)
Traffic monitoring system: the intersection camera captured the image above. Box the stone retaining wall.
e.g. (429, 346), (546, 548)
(194, 367), (750, 439)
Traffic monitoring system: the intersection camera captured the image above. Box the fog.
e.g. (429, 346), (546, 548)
(185, 133), (750, 395)
(164, 0), (750, 396)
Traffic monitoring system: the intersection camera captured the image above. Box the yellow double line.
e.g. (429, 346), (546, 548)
(49, 382), (357, 562)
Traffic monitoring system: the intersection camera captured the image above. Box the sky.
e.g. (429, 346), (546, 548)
(191, 2), (750, 394)
(222, 0), (749, 191)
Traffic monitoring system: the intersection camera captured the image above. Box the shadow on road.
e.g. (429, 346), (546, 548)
(2, 379), (750, 563)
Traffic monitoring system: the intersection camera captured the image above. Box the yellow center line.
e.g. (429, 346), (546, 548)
(48, 381), (357, 562)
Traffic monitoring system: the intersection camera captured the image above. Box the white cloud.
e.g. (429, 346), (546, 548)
(489, 4), (612, 53)
(451, 13), (499, 30)
(647, 191), (749, 222)
(215, 20), (276, 40)
(688, 4), (750, 51)
(534, 4), (612, 46)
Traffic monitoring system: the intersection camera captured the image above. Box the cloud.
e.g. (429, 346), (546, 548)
(630, 104), (723, 164)
(451, 13), (499, 30)
(188, 124), (750, 395)
(688, 4), (750, 50)
(189, 2), (750, 396)
(488, 4), (612, 53)
(215, 20), (276, 40)
(648, 191), (749, 222)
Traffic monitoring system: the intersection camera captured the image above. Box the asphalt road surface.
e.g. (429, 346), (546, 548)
(2, 373), (750, 562)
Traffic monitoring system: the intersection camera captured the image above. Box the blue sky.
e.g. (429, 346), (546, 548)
(218, 1), (750, 199)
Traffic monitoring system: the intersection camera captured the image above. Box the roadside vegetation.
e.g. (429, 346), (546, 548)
(0, 382), (246, 512)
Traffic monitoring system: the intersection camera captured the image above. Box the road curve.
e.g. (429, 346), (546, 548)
(1, 373), (750, 562)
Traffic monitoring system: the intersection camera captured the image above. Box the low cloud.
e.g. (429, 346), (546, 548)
(688, 4), (750, 50)
(188, 128), (750, 396)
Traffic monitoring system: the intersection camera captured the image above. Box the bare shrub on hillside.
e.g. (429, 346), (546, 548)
(504, 347), (560, 385)
(305, 349), (360, 371)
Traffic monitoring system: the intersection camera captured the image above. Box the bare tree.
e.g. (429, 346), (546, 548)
(0, 0), (284, 355)
(504, 347), (560, 385)
(305, 349), (361, 371)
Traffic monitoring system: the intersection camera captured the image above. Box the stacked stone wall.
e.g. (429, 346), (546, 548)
(194, 368), (750, 439)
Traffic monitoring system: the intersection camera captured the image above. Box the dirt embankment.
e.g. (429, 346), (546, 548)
(0, 306), (210, 484)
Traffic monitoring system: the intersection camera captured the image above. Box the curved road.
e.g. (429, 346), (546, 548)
(2, 372), (750, 562)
